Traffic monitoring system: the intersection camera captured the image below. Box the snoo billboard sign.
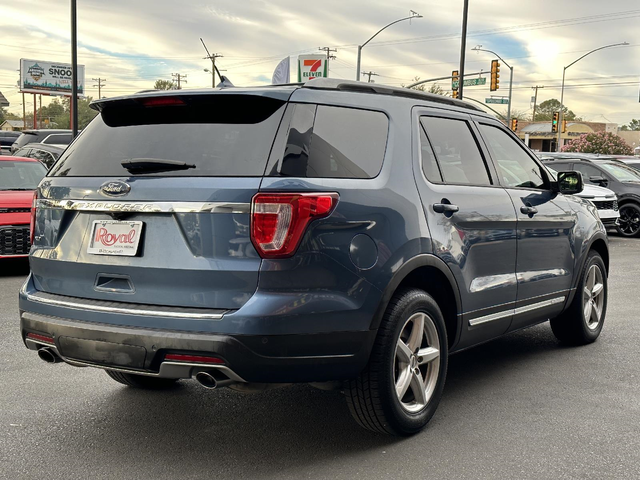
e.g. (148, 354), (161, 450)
(20, 58), (85, 96)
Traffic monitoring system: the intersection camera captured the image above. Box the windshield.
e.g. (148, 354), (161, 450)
(0, 161), (47, 190)
(599, 162), (640, 182)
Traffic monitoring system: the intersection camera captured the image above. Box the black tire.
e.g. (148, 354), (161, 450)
(616, 203), (640, 238)
(550, 251), (607, 345)
(345, 288), (448, 436)
(105, 370), (179, 389)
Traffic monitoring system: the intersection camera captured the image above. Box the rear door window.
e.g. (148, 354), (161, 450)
(420, 116), (492, 186)
(277, 105), (388, 178)
(49, 95), (287, 177)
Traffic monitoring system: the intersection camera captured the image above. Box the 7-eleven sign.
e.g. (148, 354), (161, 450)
(297, 55), (328, 81)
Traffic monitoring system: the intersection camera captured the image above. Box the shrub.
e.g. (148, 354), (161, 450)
(561, 131), (633, 155)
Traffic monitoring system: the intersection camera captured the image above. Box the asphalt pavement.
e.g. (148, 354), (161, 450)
(1, 236), (639, 479)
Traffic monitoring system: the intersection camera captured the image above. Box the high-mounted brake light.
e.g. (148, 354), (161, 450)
(29, 190), (37, 246)
(250, 193), (339, 259)
(138, 97), (186, 107)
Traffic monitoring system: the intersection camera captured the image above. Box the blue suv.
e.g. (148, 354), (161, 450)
(20, 79), (609, 435)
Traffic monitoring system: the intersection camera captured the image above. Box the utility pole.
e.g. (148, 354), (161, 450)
(92, 78), (106, 98)
(200, 38), (223, 87)
(458, 0), (470, 99)
(171, 73), (187, 89)
(531, 85), (544, 122)
(318, 46), (337, 72)
(361, 71), (379, 83)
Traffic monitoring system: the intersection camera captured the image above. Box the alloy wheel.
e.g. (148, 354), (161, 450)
(618, 206), (640, 236)
(582, 264), (605, 330)
(393, 312), (440, 413)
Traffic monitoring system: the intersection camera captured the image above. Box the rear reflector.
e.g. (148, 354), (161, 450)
(251, 193), (339, 259)
(26, 332), (55, 345)
(137, 96), (186, 107)
(164, 353), (224, 365)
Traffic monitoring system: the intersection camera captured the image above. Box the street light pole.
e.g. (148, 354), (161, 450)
(472, 45), (513, 122)
(356, 12), (422, 81)
(556, 42), (628, 152)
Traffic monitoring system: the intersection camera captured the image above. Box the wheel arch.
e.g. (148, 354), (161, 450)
(565, 232), (609, 308)
(371, 254), (462, 349)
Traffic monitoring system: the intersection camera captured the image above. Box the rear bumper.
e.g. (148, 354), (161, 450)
(21, 310), (375, 383)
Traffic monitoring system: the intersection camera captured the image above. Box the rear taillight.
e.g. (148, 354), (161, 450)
(251, 193), (339, 259)
(29, 190), (37, 245)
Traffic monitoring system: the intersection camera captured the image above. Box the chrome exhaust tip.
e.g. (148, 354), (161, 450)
(37, 347), (62, 364)
(194, 371), (218, 389)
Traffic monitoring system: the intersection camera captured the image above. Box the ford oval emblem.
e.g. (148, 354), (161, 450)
(100, 181), (131, 197)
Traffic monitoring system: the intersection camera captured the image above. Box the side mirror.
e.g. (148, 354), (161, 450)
(553, 171), (583, 195)
(589, 175), (607, 186)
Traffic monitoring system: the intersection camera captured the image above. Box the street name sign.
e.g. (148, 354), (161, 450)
(485, 98), (509, 104)
(452, 77), (486, 89)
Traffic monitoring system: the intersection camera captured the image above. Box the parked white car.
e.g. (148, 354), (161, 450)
(542, 160), (619, 227)
(578, 183), (619, 228)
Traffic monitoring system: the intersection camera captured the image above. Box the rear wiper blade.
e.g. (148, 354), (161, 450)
(121, 158), (196, 173)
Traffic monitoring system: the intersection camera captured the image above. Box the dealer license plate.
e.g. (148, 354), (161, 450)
(87, 220), (143, 256)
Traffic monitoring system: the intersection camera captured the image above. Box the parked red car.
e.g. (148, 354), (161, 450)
(0, 156), (47, 258)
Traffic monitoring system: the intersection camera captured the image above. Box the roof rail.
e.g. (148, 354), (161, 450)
(302, 78), (483, 112)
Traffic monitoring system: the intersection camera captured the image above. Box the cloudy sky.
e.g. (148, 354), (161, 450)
(1, 0), (638, 124)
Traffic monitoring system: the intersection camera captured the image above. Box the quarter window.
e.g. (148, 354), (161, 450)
(479, 124), (546, 189)
(420, 117), (491, 186)
(279, 105), (388, 179)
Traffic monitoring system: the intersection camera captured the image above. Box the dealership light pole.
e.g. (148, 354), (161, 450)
(70, 0), (78, 138)
(556, 42), (628, 151)
(356, 11), (422, 81)
(472, 45), (514, 122)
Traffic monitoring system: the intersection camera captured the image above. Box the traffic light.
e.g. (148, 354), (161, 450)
(552, 112), (560, 133)
(452, 70), (459, 93)
(510, 118), (518, 132)
(562, 119), (568, 133)
(452, 89), (459, 99)
(490, 60), (500, 91)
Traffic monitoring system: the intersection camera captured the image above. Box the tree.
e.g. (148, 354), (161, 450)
(535, 99), (578, 121)
(562, 131), (633, 155)
(402, 77), (449, 96)
(620, 119), (640, 131)
(49, 97), (98, 130)
(500, 109), (530, 121)
(154, 79), (175, 90)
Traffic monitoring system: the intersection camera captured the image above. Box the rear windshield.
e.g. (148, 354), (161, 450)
(0, 161), (47, 190)
(49, 95), (286, 177)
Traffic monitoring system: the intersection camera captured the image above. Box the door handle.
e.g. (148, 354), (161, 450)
(433, 203), (459, 214)
(520, 205), (538, 215)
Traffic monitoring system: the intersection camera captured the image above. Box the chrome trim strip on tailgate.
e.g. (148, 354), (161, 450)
(24, 290), (227, 320)
(37, 199), (250, 214)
